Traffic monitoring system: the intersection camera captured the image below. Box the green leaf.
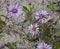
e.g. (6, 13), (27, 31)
(54, 29), (60, 36)
(53, 42), (60, 49)
(23, 6), (29, 12)
(30, 7), (34, 14)
(53, 21), (58, 25)
(24, 34), (31, 41)
(45, 36), (51, 42)
(0, 34), (3, 39)
(7, 42), (15, 49)
(47, 4), (56, 10)
(43, 24), (50, 34)
(0, 19), (6, 30)
(2, 30), (7, 33)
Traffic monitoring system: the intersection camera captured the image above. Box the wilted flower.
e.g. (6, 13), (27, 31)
(37, 43), (52, 49)
(41, 16), (52, 23)
(8, 4), (22, 18)
(29, 3), (31, 5)
(46, 16), (52, 22)
(28, 23), (39, 35)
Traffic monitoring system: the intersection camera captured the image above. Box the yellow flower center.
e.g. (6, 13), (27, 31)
(40, 14), (44, 19)
(42, 47), (46, 49)
(32, 27), (36, 31)
(12, 8), (17, 13)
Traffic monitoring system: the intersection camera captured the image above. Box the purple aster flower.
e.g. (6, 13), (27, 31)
(28, 23), (39, 35)
(35, 10), (48, 23)
(35, 10), (48, 20)
(37, 43), (52, 49)
(8, 4), (22, 18)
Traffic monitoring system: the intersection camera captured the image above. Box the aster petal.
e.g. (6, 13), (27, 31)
(35, 23), (38, 27)
(40, 10), (48, 16)
(17, 8), (22, 15)
(47, 45), (51, 48)
(37, 28), (39, 30)
(35, 16), (40, 20)
(47, 45), (52, 49)
(41, 18), (47, 23)
(35, 12), (40, 20)
(15, 13), (19, 17)
(37, 43), (44, 49)
(37, 43), (52, 49)
(48, 16), (52, 20)
(43, 43), (48, 49)
(15, 4), (19, 8)
(35, 31), (38, 34)
(10, 13), (18, 18)
(15, 6), (22, 16)
(28, 26), (31, 29)
(9, 12), (14, 17)
(8, 4), (14, 11)
(48, 47), (52, 49)
(36, 12), (40, 15)
(36, 28), (39, 32)
(31, 31), (35, 35)
(31, 24), (33, 27)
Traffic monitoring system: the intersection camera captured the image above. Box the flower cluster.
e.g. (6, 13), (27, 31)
(28, 10), (52, 35)
(27, 10), (53, 49)
(22, 4), (60, 49)
(35, 10), (52, 23)
(1, 3), (59, 49)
